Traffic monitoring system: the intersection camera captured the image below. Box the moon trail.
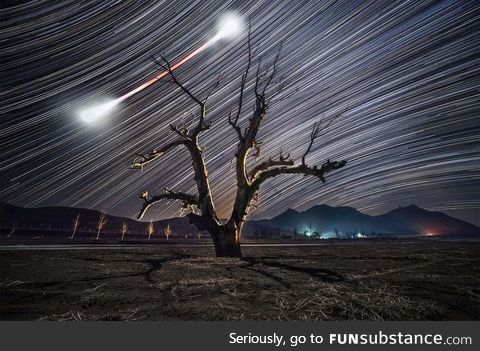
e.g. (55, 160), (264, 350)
(118, 36), (219, 103)
(79, 37), (219, 123)
(79, 13), (244, 123)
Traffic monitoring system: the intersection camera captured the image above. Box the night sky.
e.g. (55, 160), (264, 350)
(1, 0), (479, 225)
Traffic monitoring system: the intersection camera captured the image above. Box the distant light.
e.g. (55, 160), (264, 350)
(79, 99), (119, 124)
(215, 12), (245, 40)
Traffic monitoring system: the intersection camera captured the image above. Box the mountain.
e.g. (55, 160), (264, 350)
(247, 204), (480, 238)
(1, 201), (478, 238)
(377, 204), (480, 237)
(0, 202), (196, 236)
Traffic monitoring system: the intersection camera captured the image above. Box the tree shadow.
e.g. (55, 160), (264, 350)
(240, 257), (344, 286)
(82, 252), (192, 284)
(240, 263), (292, 288)
(17, 253), (343, 291)
(28, 252), (192, 288)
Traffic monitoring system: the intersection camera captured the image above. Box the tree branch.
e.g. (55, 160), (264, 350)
(251, 159), (347, 191)
(170, 123), (191, 140)
(154, 55), (212, 135)
(228, 111), (243, 141)
(157, 55), (203, 107)
(229, 37), (284, 228)
(145, 55), (220, 222)
(204, 73), (225, 105)
(261, 46), (281, 97)
(228, 24), (252, 142)
(301, 113), (342, 165)
(132, 139), (186, 169)
(137, 188), (198, 220)
(302, 121), (321, 165)
(248, 152), (294, 180)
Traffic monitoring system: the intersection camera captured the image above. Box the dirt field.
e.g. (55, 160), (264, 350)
(0, 240), (479, 321)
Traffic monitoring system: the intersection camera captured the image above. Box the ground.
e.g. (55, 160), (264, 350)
(0, 239), (479, 321)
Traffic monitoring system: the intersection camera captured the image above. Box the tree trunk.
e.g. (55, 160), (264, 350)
(211, 226), (242, 257)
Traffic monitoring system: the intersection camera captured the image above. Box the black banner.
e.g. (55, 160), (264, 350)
(0, 321), (477, 350)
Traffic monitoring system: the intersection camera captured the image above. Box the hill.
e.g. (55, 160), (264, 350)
(246, 204), (479, 238)
(1, 202), (478, 238)
(0, 202), (195, 236)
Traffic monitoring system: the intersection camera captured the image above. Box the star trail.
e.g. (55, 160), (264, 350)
(1, 0), (479, 225)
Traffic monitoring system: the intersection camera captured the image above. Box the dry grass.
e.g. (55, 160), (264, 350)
(0, 279), (29, 287)
(39, 310), (87, 321)
(1, 240), (478, 320)
(274, 281), (439, 321)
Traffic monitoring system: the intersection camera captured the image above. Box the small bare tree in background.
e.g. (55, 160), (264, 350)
(121, 221), (128, 240)
(147, 220), (155, 240)
(95, 212), (107, 240)
(6, 222), (17, 239)
(69, 214), (80, 239)
(163, 223), (172, 240)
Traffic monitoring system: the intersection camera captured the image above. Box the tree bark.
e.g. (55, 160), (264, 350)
(210, 225), (242, 258)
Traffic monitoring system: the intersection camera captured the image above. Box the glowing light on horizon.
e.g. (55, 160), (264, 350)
(79, 12), (244, 124)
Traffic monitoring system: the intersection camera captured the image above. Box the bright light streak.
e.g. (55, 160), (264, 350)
(117, 36), (219, 103)
(79, 12), (244, 124)
(79, 99), (119, 123)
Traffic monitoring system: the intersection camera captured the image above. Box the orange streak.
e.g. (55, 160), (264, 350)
(117, 36), (218, 103)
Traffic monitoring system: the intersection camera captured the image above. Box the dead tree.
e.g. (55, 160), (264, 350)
(146, 220), (155, 240)
(95, 212), (107, 240)
(69, 214), (80, 239)
(121, 221), (128, 240)
(163, 223), (172, 240)
(132, 32), (346, 257)
(6, 222), (17, 239)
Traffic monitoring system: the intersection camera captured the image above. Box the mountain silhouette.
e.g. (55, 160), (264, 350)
(377, 204), (479, 237)
(1, 202), (478, 238)
(0, 202), (195, 236)
(247, 204), (479, 238)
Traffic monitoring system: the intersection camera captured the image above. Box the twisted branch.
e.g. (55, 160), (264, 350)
(251, 159), (347, 191)
(137, 188), (198, 220)
(228, 24), (252, 142)
(248, 152), (294, 180)
(132, 140), (185, 169)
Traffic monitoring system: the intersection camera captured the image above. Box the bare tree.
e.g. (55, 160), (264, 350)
(163, 223), (172, 240)
(146, 220), (155, 240)
(121, 221), (128, 240)
(95, 212), (107, 240)
(6, 222), (17, 239)
(69, 214), (80, 239)
(132, 31), (346, 257)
